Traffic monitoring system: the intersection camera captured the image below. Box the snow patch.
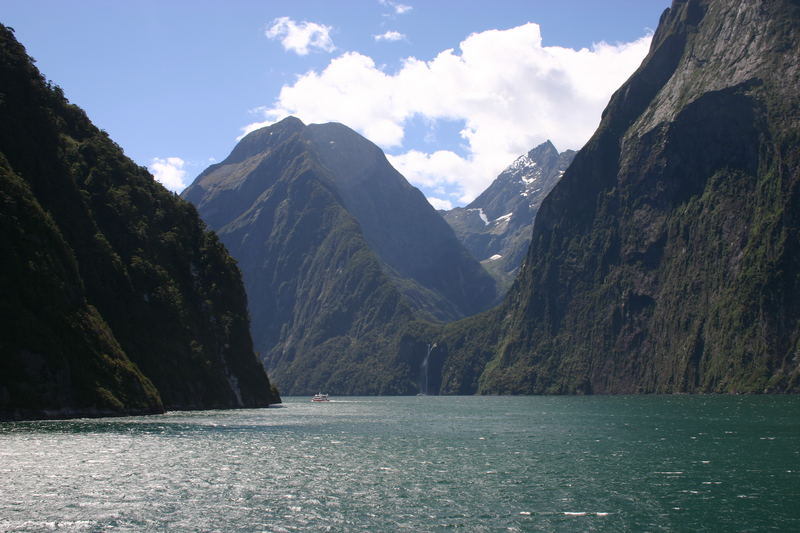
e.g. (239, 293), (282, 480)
(508, 153), (536, 172)
(468, 208), (490, 225)
(488, 254), (502, 261)
(494, 212), (512, 223)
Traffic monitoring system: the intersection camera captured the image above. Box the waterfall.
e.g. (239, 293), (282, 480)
(419, 343), (436, 395)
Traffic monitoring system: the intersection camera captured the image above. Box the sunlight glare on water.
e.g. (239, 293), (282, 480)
(1, 396), (799, 532)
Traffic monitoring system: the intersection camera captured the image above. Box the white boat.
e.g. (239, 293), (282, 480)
(311, 393), (329, 402)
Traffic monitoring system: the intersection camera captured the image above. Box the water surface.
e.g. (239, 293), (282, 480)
(1, 396), (798, 531)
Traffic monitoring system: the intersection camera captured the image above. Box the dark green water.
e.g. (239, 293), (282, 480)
(1, 396), (798, 532)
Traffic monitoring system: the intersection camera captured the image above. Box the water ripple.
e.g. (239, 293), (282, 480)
(1, 396), (799, 531)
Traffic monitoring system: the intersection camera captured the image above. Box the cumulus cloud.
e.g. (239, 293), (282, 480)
(149, 157), (187, 193)
(248, 22), (651, 203)
(266, 17), (335, 55)
(374, 30), (406, 42)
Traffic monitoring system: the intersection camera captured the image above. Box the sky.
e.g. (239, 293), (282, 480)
(4, 0), (670, 208)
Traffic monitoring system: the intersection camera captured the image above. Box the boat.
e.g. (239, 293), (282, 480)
(311, 392), (329, 402)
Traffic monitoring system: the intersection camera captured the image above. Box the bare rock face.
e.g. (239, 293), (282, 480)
(442, 141), (575, 294)
(440, 0), (800, 394)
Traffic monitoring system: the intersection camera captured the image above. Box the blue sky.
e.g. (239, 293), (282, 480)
(4, 0), (669, 207)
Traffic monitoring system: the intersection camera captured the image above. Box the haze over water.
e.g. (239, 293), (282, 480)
(1, 396), (798, 532)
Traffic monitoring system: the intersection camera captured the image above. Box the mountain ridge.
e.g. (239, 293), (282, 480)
(183, 117), (496, 394)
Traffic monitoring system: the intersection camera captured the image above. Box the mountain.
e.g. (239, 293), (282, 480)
(442, 141), (575, 293)
(0, 25), (279, 420)
(435, 0), (800, 394)
(182, 118), (496, 394)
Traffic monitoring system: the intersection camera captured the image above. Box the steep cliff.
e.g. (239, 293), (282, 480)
(0, 25), (279, 420)
(469, 0), (800, 394)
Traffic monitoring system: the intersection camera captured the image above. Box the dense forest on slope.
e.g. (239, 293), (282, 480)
(431, 0), (800, 394)
(0, 24), (279, 420)
(183, 118), (495, 394)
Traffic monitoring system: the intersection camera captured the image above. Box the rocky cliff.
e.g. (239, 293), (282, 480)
(458, 0), (800, 394)
(443, 141), (575, 294)
(0, 25), (279, 420)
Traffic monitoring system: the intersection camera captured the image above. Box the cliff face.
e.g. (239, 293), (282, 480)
(470, 0), (800, 394)
(182, 118), (496, 394)
(0, 25), (279, 420)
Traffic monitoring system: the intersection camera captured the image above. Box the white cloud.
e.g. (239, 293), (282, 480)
(379, 0), (412, 15)
(248, 23), (651, 203)
(266, 17), (335, 56)
(149, 157), (188, 193)
(427, 197), (453, 210)
(387, 149), (472, 188)
(374, 30), (406, 42)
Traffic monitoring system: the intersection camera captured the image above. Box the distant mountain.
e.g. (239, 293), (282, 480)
(182, 118), (496, 394)
(442, 141), (575, 292)
(432, 0), (800, 394)
(0, 25), (279, 420)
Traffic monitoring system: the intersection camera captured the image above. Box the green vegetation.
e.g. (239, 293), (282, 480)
(182, 1), (800, 397)
(455, 0), (800, 394)
(183, 118), (497, 395)
(6, 0), (794, 402)
(0, 24), (279, 420)
(189, 142), (423, 395)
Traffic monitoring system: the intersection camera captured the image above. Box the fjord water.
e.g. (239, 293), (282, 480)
(1, 396), (798, 532)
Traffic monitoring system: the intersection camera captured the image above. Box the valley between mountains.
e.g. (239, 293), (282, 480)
(182, 117), (574, 394)
(183, 0), (800, 396)
(2, 0), (799, 419)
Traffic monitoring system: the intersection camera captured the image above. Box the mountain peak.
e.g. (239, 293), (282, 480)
(279, 115), (305, 127)
(306, 122), (385, 188)
(466, 140), (572, 217)
(527, 139), (559, 161)
(504, 140), (559, 175)
(182, 114), (497, 393)
(444, 141), (575, 293)
(224, 116), (306, 165)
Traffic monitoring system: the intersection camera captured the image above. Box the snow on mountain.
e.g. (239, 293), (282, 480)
(441, 140), (576, 294)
